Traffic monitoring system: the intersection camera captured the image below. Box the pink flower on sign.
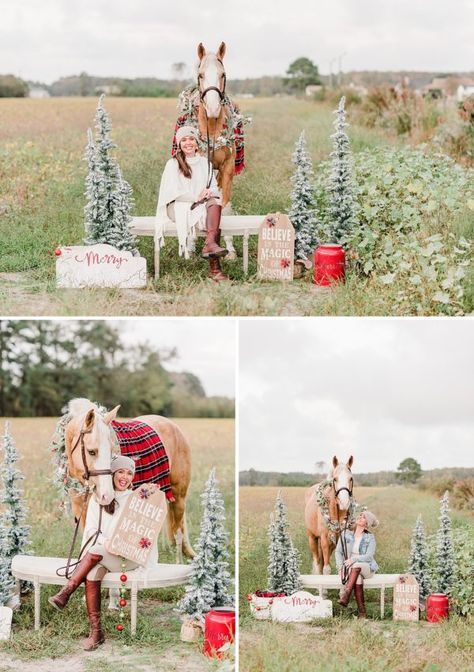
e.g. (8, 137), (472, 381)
(139, 537), (151, 549)
(266, 216), (277, 227)
(139, 487), (150, 499)
(280, 259), (290, 268)
(410, 604), (417, 612)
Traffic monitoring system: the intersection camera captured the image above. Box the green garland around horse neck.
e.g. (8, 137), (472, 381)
(177, 84), (252, 152)
(313, 479), (362, 545)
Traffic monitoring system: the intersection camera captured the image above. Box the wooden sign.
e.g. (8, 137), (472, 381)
(257, 213), (295, 281)
(0, 607), (13, 640)
(393, 574), (419, 621)
(108, 485), (167, 566)
(271, 591), (333, 622)
(56, 244), (147, 288)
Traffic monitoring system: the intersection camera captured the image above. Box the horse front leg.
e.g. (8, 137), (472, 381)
(219, 161), (237, 260)
(307, 533), (322, 575)
(168, 497), (195, 563)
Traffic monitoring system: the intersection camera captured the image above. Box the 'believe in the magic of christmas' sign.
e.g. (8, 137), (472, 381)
(108, 485), (167, 566)
(393, 574), (419, 621)
(56, 244), (147, 288)
(257, 213), (295, 281)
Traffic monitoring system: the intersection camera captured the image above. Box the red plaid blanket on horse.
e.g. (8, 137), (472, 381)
(111, 420), (175, 502)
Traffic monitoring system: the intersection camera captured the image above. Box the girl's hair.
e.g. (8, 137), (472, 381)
(175, 149), (192, 178)
(104, 499), (117, 515)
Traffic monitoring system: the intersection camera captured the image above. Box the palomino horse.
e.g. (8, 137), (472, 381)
(196, 41), (235, 208)
(304, 456), (354, 576)
(64, 398), (194, 563)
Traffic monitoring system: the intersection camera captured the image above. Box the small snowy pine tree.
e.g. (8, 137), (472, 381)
(267, 491), (301, 594)
(288, 130), (318, 260)
(0, 527), (15, 606)
(177, 469), (233, 620)
(0, 423), (30, 605)
(408, 514), (431, 600)
(84, 94), (138, 253)
(435, 491), (456, 595)
(327, 96), (357, 245)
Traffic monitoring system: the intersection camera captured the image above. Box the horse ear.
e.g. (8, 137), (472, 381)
(332, 456), (339, 469)
(197, 42), (206, 60)
(84, 409), (95, 430)
(347, 455), (354, 469)
(217, 42), (226, 60)
(103, 405), (120, 425)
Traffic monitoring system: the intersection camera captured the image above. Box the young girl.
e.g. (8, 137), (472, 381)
(48, 455), (157, 650)
(335, 511), (379, 618)
(155, 125), (229, 281)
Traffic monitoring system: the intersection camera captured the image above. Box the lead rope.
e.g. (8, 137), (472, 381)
(56, 493), (105, 579)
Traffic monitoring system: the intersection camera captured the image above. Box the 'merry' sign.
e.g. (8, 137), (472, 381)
(257, 213), (295, 281)
(56, 244), (147, 288)
(109, 485), (167, 566)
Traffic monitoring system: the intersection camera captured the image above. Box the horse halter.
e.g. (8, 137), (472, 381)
(198, 58), (226, 102)
(70, 425), (112, 482)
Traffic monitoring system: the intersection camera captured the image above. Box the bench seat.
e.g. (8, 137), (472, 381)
(12, 555), (191, 635)
(300, 573), (401, 618)
(131, 215), (263, 278)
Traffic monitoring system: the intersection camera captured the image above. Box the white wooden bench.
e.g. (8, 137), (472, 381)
(300, 573), (400, 618)
(12, 555), (191, 635)
(131, 215), (263, 279)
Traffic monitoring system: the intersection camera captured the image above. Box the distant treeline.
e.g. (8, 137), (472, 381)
(3, 69), (473, 99)
(240, 467), (474, 487)
(0, 321), (234, 419)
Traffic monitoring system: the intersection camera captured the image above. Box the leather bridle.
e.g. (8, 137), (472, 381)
(333, 473), (353, 585)
(197, 58), (227, 190)
(70, 425), (112, 481)
(198, 58), (226, 102)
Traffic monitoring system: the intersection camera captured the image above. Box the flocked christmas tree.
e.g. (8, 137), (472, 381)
(288, 130), (318, 260)
(408, 514), (431, 600)
(327, 96), (358, 245)
(267, 491), (302, 594)
(435, 491), (456, 595)
(0, 423), (30, 606)
(84, 94), (138, 253)
(177, 468), (233, 621)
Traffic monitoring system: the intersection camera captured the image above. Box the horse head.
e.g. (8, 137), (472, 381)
(330, 455), (354, 511)
(65, 398), (119, 506)
(197, 41), (226, 118)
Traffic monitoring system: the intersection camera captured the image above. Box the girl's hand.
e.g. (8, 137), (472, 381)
(198, 189), (212, 200)
(343, 558), (353, 567)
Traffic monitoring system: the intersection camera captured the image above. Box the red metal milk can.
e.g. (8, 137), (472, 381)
(426, 594), (449, 622)
(313, 244), (346, 286)
(203, 607), (236, 658)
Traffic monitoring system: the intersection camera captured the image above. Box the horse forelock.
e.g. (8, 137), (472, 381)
(68, 398), (98, 417)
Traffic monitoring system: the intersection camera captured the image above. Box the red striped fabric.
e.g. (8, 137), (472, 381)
(111, 420), (175, 502)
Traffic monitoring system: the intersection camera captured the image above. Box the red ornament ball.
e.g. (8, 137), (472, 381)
(120, 574), (127, 583)
(119, 598), (127, 607)
(116, 623), (124, 632)
(54, 248), (62, 257)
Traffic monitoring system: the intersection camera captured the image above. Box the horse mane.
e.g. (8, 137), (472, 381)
(68, 398), (98, 417)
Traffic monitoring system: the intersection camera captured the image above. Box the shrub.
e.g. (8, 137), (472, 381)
(451, 479), (474, 512)
(450, 527), (474, 616)
(314, 145), (474, 314)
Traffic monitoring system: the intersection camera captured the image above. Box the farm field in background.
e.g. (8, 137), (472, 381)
(0, 95), (417, 316)
(0, 417), (234, 669)
(239, 485), (474, 672)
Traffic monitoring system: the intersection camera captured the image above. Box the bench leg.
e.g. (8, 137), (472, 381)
(154, 245), (160, 280)
(243, 231), (249, 275)
(131, 583), (138, 636)
(380, 586), (385, 619)
(34, 578), (40, 630)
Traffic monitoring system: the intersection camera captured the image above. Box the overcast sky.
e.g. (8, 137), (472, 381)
(107, 318), (235, 398)
(239, 319), (474, 473)
(2, 0), (473, 84)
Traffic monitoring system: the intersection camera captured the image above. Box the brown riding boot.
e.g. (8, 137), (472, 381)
(355, 584), (367, 619)
(208, 256), (230, 282)
(202, 205), (228, 258)
(83, 580), (105, 651)
(48, 552), (103, 611)
(338, 567), (362, 607)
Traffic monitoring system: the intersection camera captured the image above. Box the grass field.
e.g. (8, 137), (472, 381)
(239, 485), (474, 672)
(0, 95), (418, 317)
(0, 417), (234, 670)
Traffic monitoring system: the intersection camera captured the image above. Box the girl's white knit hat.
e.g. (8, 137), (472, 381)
(176, 125), (200, 144)
(363, 510), (379, 529)
(111, 454), (136, 474)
